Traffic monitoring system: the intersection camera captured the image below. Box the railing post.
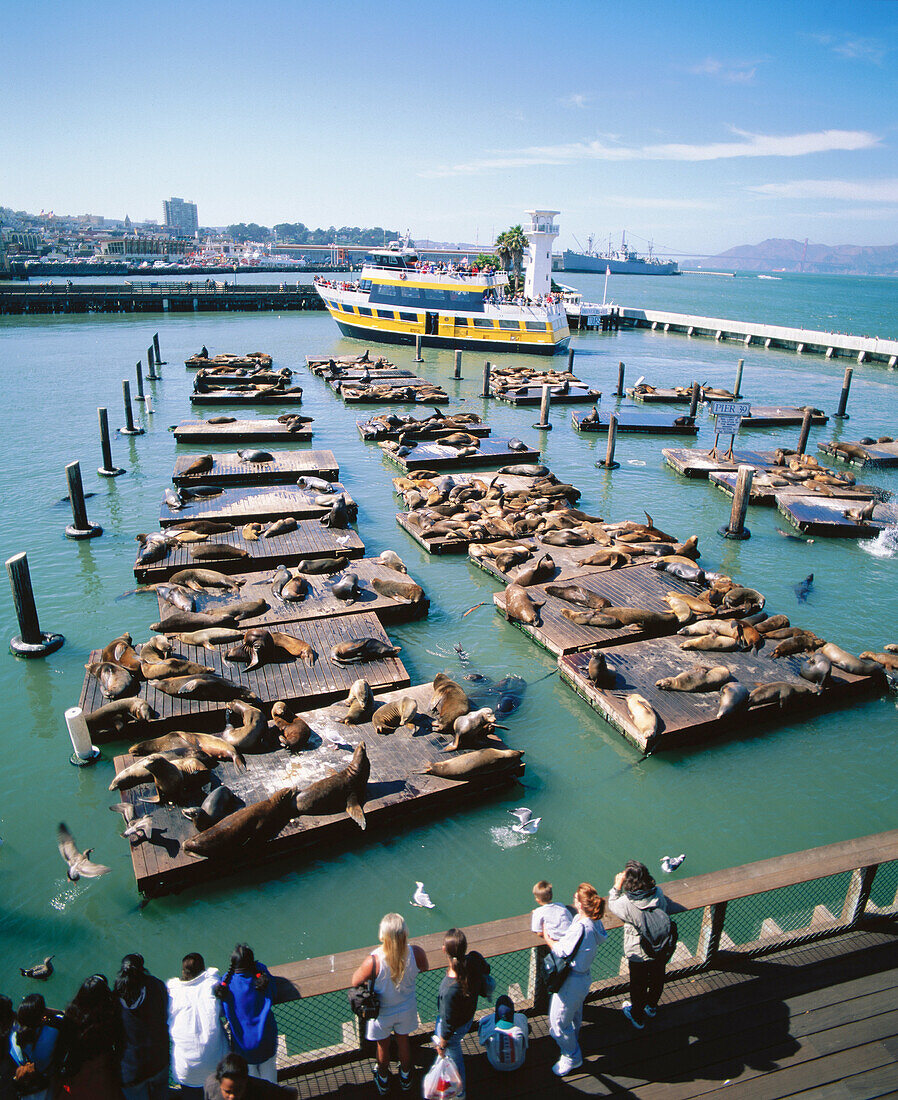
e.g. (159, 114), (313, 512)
(528, 944), (551, 1015)
(614, 360), (625, 397)
(734, 358), (744, 398)
(695, 902), (728, 966)
(120, 380), (144, 435)
(834, 366), (853, 418)
(414, 334), (423, 362)
(6, 552), (65, 657)
(147, 345), (160, 380)
(596, 413), (619, 469)
(840, 865), (879, 926)
(64, 462), (102, 539)
(97, 407), (125, 476)
(153, 331), (165, 364)
(567, 347), (575, 372)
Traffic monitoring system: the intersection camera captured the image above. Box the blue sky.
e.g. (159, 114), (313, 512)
(2, 0), (897, 254)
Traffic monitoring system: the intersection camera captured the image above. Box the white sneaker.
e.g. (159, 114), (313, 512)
(552, 1054), (582, 1076)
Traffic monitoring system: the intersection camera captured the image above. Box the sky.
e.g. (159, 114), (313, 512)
(2, 0), (897, 255)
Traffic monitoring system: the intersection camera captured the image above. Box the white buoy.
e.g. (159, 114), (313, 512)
(65, 706), (100, 766)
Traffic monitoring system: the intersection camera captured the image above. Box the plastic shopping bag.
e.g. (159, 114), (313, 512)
(422, 1053), (463, 1098)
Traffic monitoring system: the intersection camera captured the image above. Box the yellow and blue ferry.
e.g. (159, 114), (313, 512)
(314, 240), (570, 356)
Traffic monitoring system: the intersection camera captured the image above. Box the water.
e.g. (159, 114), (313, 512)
(1, 274), (897, 1000)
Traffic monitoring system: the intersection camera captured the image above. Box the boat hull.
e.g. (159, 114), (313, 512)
(334, 318), (568, 355)
(563, 251), (679, 276)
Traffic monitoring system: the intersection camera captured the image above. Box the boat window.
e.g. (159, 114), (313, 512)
(376, 309), (395, 319)
(369, 284), (483, 311)
(472, 318), (494, 329)
(498, 319), (521, 330)
(454, 317), (468, 326)
(525, 321), (550, 332)
(357, 306), (372, 316)
(359, 280), (372, 291)
(398, 312), (418, 322)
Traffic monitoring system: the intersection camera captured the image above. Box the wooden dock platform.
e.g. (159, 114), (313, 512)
(358, 415), (490, 442)
(172, 450), (338, 487)
(118, 680), (523, 897)
(154, 558), (428, 629)
(134, 520), (364, 581)
(190, 391), (304, 406)
(469, 534), (678, 586)
(81, 612), (409, 740)
(626, 386), (692, 404)
(337, 382), (450, 404)
(382, 439), (540, 472)
(777, 495), (898, 538)
(186, 354), (273, 370)
(395, 513), (475, 554)
(663, 448), (783, 478)
(819, 439), (898, 468)
(492, 563), (707, 656)
(323, 369), (417, 383)
(194, 371), (292, 389)
(159, 484), (355, 527)
(495, 384), (600, 406)
(572, 408), (698, 435)
(709, 469), (880, 506)
(558, 634), (884, 752)
(741, 406), (829, 427)
(173, 420), (313, 444)
(306, 355), (398, 373)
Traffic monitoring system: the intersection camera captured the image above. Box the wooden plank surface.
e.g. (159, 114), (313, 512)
(159, 484), (355, 526)
(153, 558), (429, 629)
(193, 371), (292, 388)
(80, 612), (409, 739)
(174, 420), (313, 444)
(558, 634), (884, 752)
(818, 439), (898, 468)
(172, 449), (338, 486)
(338, 384), (450, 405)
(493, 563), (708, 655)
(392, 469), (558, 502)
(186, 355), (273, 370)
(395, 512), (473, 554)
(382, 439), (541, 472)
(626, 387), (693, 404)
(327, 374), (428, 392)
(134, 520), (364, 580)
(120, 680), (523, 897)
(190, 391), (305, 406)
(742, 406), (829, 426)
(494, 384), (601, 406)
(709, 469), (881, 505)
(663, 448), (786, 478)
(358, 416), (490, 442)
(572, 409), (699, 435)
(777, 495), (898, 538)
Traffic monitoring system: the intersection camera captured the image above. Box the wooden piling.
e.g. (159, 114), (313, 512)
(480, 361), (492, 398)
(64, 461), (102, 539)
(147, 346), (159, 380)
(596, 413), (619, 469)
(796, 407), (814, 455)
(734, 358), (745, 398)
(414, 335), (423, 362)
(6, 552), (64, 657)
(97, 407), (124, 476)
(567, 347), (575, 372)
(834, 366), (853, 419)
(532, 384), (553, 430)
(145, 396), (154, 415)
(614, 361), (625, 397)
(153, 331), (165, 364)
(134, 361), (145, 401)
(120, 380), (144, 435)
(454, 350), (462, 379)
(688, 381), (700, 419)
(719, 464), (753, 539)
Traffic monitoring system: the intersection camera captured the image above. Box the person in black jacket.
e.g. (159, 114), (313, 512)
(114, 954), (169, 1100)
(57, 974), (123, 1099)
(433, 929), (491, 1099)
(0, 996), (15, 1100)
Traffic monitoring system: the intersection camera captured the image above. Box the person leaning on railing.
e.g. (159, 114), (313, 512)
(432, 928), (492, 1099)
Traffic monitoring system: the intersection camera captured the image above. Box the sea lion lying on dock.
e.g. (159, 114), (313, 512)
(183, 786), (298, 858)
(331, 637), (401, 664)
(182, 786), (245, 831)
(84, 698), (156, 734)
(423, 747), (523, 780)
(372, 696), (418, 735)
(270, 701), (313, 751)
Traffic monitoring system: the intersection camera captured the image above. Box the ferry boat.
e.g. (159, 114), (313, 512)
(563, 232), (680, 276)
(315, 211), (570, 355)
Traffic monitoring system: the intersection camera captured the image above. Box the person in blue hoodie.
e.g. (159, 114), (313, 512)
(8, 995), (63, 1100)
(114, 953), (169, 1100)
(215, 945), (278, 1083)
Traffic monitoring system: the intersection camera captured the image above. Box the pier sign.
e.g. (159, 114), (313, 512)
(711, 401), (751, 417)
(715, 414), (743, 435)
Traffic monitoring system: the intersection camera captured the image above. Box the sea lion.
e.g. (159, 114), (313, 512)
(320, 499), (350, 529)
(295, 556), (349, 575)
(374, 551), (407, 573)
(109, 750), (211, 792)
(504, 584), (542, 626)
(423, 747), (524, 780)
(172, 628), (246, 649)
(270, 701), (313, 751)
(182, 454), (214, 475)
(181, 786), (245, 831)
(664, 596), (693, 624)
(84, 697), (156, 734)
(845, 499), (876, 523)
(292, 742), (370, 829)
(238, 450), (274, 463)
(140, 655), (214, 680)
(860, 651), (898, 671)
(129, 731), (245, 768)
(627, 695), (661, 743)
(652, 560), (706, 584)
(716, 682), (750, 719)
(330, 573), (360, 603)
(372, 696), (419, 735)
(141, 755), (211, 805)
(680, 634), (739, 651)
(151, 610), (240, 633)
(168, 568), (244, 592)
(498, 464), (549, 477)
(136, 532), (177, 566)
(771, 633), (824, 658)
(445, 707), (506, 752)
(429, 672), (471, 733)
(560, 608), (619, 627)
(330, 637), (401, 664)
(85, 661), (136, 699)
(242, 523), (262, 541)
(369, 575), (424, 604)
(667, 592), (715, 616)
(281, 576), (308, 602)
(545, 584), (611, 610)
(602, 607), (679, 629)
(182, 787), (298, 857)
(339, 679), (374, 724)
(656, 665), (732, 692)
(189, 543), (250, 561)
(100, 633), (143, 674)
(749, 681), (817, 708)
(153, 584), (196, 612)
(586, 650), (616, 687)
(755, 615), (792, 635)
(512, 554), (555, 586)
(799, 652), (834, 693)
(221, 700), (269, 751)
(262, 517), (297, 538)
(269, 564), (292, 602)
(154, 673), (259, 703)
(577, 548), (630, 569)
(820, 643), (884, 677)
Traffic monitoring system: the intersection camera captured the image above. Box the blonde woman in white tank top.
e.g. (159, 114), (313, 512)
(352, 913), (429, 1095)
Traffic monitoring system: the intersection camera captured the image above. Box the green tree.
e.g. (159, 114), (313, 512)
(503, 224), (528, 286)
(494, 230), (512, 273)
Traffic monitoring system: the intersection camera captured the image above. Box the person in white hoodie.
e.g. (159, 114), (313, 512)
(167, 953), (229, 1097)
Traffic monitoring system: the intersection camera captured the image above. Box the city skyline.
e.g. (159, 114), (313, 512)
(2, 0), (897, 254)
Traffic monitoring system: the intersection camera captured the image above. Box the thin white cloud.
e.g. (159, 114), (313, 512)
(688, 56), (760, 83)
(604, 195), (715, 210)
(558, 93), (591, 109)
(813, 33), (888, 65)
(418, 129), (880, 178)
(751, 179), (898, 202)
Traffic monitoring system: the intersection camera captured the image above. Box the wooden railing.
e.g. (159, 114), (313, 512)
(266, 829), (898, 1078)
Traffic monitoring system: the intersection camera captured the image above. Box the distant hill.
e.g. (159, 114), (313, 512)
(709, 238), (898, 275)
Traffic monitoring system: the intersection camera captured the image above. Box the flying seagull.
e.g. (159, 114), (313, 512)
(57, 823), (111, 881)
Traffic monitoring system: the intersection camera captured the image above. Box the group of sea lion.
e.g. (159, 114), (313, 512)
(185, 351), (273, 370)
(489, 365), (592, 400)
(306, 349), (386, 373)
(337, 380), (449, 404)
(360, 410), (486, 443)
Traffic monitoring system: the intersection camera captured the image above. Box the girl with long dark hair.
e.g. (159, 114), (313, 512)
(433, 928), (491, 1097)
(215, 944), (278, 1083)
(58, 974), (123, 1098)
(114, 953), (169, 1100)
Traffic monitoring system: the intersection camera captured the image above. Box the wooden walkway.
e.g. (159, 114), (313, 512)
(338, 384), (450, 405)
(159, 484), (355, 526)
(173, 420), (313, 444)
(119, 680), (523, 897)
(819, 440), (898, 469)
(81, 612), (409, 738)
(382, 439), (540, 472)
(626, 386), (694, 403)
(558, 633), (883, 752)
(287, 924), (898, 1099)
(172, 450), (338, 487)
(154, 559), (429, 629)
(573, 409), (699, 435)
(777, 496), (898, 539)
(134, 521), (364, 581)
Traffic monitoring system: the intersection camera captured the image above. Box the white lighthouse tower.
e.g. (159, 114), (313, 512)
(523, 209), (559, 300)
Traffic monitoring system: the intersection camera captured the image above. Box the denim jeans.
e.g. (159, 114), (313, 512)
(435, 1015), (474, 1094)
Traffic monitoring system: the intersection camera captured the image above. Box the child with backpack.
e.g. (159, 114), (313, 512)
(608, 860), (685, 1029)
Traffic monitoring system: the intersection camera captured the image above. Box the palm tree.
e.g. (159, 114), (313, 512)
(504, 225), (529, 288)
(494, 230), (512, 274)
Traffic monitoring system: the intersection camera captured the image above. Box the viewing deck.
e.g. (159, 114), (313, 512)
(0, 282), (325, 314)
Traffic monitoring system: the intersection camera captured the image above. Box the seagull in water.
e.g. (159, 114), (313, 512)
(20, 956), (54, 980)
(660, 854), (686, 874)
(508, 807), (541, 836)
(411, 881), (435, 909)
(57, 823), (111, 881)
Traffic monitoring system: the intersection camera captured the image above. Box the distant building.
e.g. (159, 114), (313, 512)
(101, 236), (195, 260)
(163, 197), (198, 238)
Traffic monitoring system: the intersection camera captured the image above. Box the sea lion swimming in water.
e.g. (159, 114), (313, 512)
(291, 742), (370, 829)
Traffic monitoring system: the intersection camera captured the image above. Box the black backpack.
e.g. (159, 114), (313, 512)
(638, 906), (678, 963)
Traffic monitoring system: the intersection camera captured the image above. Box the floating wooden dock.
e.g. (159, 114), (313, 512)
(119, 680), (524, 898)
(135, 521), (364, 581)
(186, 355), (273, 371)
(663, 448), (783, 479)
(82, 612), (408, 739)
(625, 387), (692, 404)
(741, 407), (829, 427)
(306, 355), (398, 372)
(492, 563), (706, 656)
(190, 390), (304, 406)
(395, 513), (476, 555)
(194, 371), (292, 388)
(818, 440), (898, 469)
(709, 469), (880, 506)
(172, 450), (338, 487)
(323, 369), (417, 382)
(572, 409), (698, 435)
(159, 484), (355, 527)
(469, 535), (675, 586)
(173, 420), (313, 444)
(494, 384), (600, 406)
(558, 635), (885, 752)
(777, 495), (898, 538)
(392, 469), (568, 504)
(358, 416), (490, 442)
(382, 439), (540, 472)
(154, 558), (428, 629)
(337, 383), (450, 405)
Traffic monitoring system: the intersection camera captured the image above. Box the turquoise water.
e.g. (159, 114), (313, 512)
(1, 273), (897, 1002)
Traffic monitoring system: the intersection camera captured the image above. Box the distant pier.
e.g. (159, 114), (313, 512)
(0, 282), (325, 315)
(620, 307), (898, 366)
